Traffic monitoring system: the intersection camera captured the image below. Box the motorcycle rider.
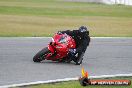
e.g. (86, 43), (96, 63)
(58, 26), (90, 65)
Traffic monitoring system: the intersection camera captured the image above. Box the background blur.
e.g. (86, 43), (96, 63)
(0, 0), (132, 37)
(66, 0), (132, 5)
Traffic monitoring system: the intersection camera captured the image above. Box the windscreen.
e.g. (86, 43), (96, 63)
(58, 35), (67, 44)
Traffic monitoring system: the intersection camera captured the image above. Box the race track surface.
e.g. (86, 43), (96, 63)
(0, 37), (132, 86)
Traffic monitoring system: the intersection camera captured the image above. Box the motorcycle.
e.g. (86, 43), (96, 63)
(33, 33), (83, 65)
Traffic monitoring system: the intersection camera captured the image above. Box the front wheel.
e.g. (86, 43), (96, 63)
(33, 47), (50, 62)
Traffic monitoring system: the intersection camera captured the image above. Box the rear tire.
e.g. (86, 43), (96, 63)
(33, 47), (50, 62)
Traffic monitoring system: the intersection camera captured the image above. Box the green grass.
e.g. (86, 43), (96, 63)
(0, 0), (132, 17)
(0, 0), (132, 37)
(16, 76), (132, 88)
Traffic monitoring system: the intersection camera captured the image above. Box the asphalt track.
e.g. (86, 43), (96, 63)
(0, 37), (132, 86)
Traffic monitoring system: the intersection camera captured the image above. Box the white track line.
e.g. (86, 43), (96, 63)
(89, 73), (132, 78)
(1, 73), (132, 88)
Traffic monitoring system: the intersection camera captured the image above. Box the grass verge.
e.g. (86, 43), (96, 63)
(15, 76), (132, 88)
(0, 0), (132, 37)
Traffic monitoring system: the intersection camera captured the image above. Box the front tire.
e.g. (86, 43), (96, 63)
(33, 47), (50, 62)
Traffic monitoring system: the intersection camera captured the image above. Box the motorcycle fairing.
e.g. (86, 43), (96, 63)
(46, 33), (76, 61)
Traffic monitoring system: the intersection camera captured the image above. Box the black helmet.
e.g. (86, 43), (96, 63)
(79, 26), (88, 33)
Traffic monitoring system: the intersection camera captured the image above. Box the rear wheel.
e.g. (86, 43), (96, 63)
(33, 47), (50, 62)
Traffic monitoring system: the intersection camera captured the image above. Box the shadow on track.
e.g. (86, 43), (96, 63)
(32, 60), (79, 66)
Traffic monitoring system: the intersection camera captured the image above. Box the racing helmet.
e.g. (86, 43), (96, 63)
(79, 26), (88, 33)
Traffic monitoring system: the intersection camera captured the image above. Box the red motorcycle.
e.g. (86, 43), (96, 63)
(33, 33), (82, 65)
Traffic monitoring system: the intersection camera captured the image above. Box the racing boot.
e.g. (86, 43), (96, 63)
(75, 52), (84, 65)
